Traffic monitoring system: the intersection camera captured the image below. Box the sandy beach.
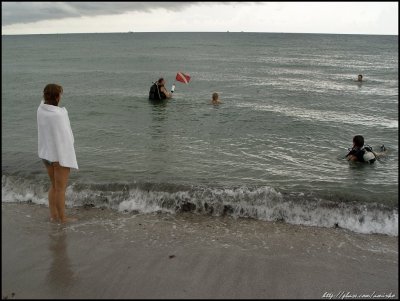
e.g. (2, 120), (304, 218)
(2, 202), (398, 299)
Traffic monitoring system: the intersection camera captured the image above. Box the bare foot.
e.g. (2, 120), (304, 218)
(50, 217), (59, 223)
(60, 217), (78, 223)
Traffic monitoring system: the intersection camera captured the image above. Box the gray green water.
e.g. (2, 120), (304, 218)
(2, 33), (398, 235)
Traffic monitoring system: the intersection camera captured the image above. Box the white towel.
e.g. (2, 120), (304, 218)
(37, 101), (78, 169)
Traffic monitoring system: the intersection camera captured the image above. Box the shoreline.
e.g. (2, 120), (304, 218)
(2, 202), (398, 299)
(2, 173), (398, 237)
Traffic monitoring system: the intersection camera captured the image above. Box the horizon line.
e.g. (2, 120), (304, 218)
(2, 31), (398, 36)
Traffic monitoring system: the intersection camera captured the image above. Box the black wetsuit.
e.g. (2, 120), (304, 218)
(149, 83), (166, 100)
(346, 145), (376, 163)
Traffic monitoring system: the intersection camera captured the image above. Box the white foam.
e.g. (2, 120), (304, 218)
(118, 189), (175, 214)
(2, 175), (398, 236)
(191, 187), (398, 236)
(2, 175), (48, 205)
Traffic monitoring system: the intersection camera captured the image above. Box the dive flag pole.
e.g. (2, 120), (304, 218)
(171, 72), (191, 93)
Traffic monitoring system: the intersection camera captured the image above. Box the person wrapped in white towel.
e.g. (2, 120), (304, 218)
(37, 83), (78, 223)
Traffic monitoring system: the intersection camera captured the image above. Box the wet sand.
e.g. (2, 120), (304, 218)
(2, 203), (398, 299)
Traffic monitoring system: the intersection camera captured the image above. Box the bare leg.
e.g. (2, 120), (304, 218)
(53, 163), (75, 223)
(44, 163), (58, 222)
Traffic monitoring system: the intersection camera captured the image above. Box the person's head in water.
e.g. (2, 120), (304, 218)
(357, 74), (363, 82)
(211, 92), (222, 104)
(353, 135), (364, 148)
(157, 78), (165, 86)
(212, 92), (219, 102)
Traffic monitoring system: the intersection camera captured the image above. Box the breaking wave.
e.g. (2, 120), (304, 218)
(2, 174), (398, 236)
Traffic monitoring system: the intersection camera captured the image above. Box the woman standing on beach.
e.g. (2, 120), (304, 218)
(37, 84), (78, 223)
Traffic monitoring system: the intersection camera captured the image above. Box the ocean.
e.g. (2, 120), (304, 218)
(2, 32), (398, 235)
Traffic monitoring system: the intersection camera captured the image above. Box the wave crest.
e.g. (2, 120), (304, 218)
(2, 174), (398, 236)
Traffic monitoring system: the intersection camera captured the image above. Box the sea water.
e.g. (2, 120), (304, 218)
(2, 32), (398, 235)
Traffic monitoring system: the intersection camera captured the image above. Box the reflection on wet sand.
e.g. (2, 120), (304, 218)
(46, 228), (75, 293)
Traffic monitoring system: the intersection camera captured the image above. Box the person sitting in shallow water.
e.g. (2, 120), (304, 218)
(211, 92), (222, 105)
(346, 135), (386, 164)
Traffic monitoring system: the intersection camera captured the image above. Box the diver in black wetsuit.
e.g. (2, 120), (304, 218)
(346, 135), (386, 164)
(149, 78), (172, 100)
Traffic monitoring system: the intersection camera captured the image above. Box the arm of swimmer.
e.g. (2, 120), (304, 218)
(347, 155), (358, 162)
(160, 86), (172, 99)
(372, 151), (386, 159)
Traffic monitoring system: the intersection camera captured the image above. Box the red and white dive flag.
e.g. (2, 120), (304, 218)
(176, 72), (191, 84)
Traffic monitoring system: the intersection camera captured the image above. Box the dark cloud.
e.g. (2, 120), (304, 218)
(2, 2), (205, 26)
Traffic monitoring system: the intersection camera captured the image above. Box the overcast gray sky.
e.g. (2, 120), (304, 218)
(2, 2), (398, 35)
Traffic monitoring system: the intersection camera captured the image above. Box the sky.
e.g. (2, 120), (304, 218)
(1, 1), (398, 35)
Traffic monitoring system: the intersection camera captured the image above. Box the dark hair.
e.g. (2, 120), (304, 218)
(157, 78), (164, 85)
(43, 84), (63, 106)
(353, 135), (364, 148)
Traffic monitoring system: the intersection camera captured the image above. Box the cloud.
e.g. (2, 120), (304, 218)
(4, 2), (394, 35)
(2, 2), (203, 26)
